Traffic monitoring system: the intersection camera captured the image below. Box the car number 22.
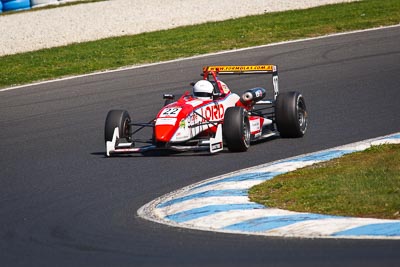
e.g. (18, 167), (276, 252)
(160, 107), (182, 117)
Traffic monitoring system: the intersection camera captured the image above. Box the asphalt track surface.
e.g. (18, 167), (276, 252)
(1, 26), (400, 267)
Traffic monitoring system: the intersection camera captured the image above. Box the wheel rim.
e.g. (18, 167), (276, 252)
(122, 118), (131, 139)
(297, 98), (307, 133)
(243, 116), (250, 147)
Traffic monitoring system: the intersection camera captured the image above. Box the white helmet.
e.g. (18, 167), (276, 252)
(193, 80), (214, 99)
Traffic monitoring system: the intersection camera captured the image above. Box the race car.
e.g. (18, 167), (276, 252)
(104, 65), (308, 156)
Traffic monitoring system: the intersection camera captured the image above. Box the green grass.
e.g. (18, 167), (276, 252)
(1, 0), (400, 88)
(249, 144), (400, 219)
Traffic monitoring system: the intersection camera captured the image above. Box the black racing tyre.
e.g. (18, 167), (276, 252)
(104, 110), (131, 142)
(223, 107), (251, 152)
(275, 91), (308, 138)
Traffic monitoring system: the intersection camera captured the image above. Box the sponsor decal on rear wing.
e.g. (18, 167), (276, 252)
(203, 65), (277, 74)
(203, 65), (279, 100)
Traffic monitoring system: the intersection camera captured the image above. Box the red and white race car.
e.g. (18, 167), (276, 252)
(104, 65), (308, 156)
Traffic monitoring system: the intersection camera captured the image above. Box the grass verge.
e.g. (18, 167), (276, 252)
(1, 0), (400, 88)
(249, 144), (400, 219)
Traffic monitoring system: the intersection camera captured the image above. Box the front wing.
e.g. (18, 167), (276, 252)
(106, 125), (224, 156)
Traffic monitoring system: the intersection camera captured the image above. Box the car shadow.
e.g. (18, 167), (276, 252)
(90, 150), (223, 158)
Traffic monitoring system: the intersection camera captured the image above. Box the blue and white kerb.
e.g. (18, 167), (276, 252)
(138, 133), (400, 239)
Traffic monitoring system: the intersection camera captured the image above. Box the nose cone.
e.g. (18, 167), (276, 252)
(155, 101), (195, 142)
(154, 124), (176, 142)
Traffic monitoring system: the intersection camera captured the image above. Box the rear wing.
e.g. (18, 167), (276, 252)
(203, 65), (276, 74)
(202, 65), (279, 99)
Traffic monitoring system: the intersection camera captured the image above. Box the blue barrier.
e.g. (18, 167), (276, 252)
(0, 0), (81, 13)
(1, 0), (31, 11)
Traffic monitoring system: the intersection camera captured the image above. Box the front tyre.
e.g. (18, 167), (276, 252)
(223, 107), (250, 152)
(104, 110), (131, 142)
(275, 91), (308, 138)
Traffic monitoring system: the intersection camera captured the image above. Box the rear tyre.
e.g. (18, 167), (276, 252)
(223, 107), (250, 152)
(104, 110), (131, 142)
(275, 91), (308, 138)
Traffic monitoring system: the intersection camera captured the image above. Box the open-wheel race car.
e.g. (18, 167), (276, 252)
(104, 65), (308, 156)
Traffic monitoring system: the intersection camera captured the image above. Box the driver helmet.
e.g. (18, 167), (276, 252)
(193, 80), (214, 99)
